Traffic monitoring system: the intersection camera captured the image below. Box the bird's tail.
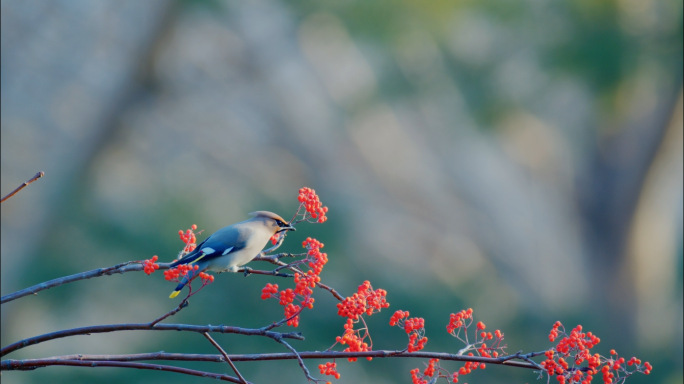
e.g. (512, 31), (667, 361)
(168, 265), (201, 298)
(169, 278), (187, 298)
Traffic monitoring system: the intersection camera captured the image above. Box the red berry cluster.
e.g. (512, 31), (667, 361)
(455, 356), (487, 382)
(259, 189), (332, 330)
(542, 322), (652, 384)
(446, 308), (473, 334)
(284, 303), (301, 327)
(335, 319), (372, 362)
(318, 362), (340, 380)
(142, 256), (159, 275)
(198, 271), (214, 283)
(322, 280), (389, 376)
(410, 368), (428, 384)
(424, 358), (439, 376)
(336, 281), (389, 320)
(178, 224), (198, 254)
(303, 237), (328, 275)
(269, 232), (283, 246)
(260, 282), (310, 327)
(260, 232), (329, 329)
(390, 310), (428, 352)
(163, 264), (198, 282)
(410, 359), (449, 384)
(260, 283), (279, 299)
(439, 308), (506, 383)
(294, 271), (320, 297)
(297, 187), (328, 223)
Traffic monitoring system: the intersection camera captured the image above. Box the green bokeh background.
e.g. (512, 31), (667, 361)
(1, 0), (682, 383)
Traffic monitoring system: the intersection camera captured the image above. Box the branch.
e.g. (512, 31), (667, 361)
(2, 350), (545, 370)
(1, 261), (172, 305)
(1, 323), (304, 357)
(1, 171), (44, 203)
(0, 359), (244, 382)
(204, 333), (249, 384)
(274, 338), (321, 383)
(149, 299), (189, 326)
(1, 247), (343, 306)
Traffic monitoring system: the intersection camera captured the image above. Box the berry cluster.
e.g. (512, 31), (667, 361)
(259, 189), (331, 328)
(410, 359), (449, 384)
(390, 310), (428, 352)
(321, 280), (390, 378)
(269, 232), (283, 246)
(421, 308), (505, 383)
(542, 322), (651, 384)
(294, 271), (320, 297)
(177, 224), (199, 255)
(335, 319), (372, 362)
(297, 187), (328, 223)
(303, 237), (328, 275)
(163, 264), (198, 282)
(337, 281), (389, 320)
(198, 271), (214, 283)
(142, 255), (159, 275)
(260, 283), (308, 327)
(318, 362), (340, 380)
(446, 308), (473, 334)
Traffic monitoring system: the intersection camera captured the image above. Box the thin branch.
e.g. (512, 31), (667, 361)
(0, 261), (172, 305)
(1, 248), (344, 306)
(203, 333), (249, 384)
(1, 171), (44, 203)
(1, 350), (545, 370)
(0, 256), (345, 306)
(150, 300), (189, 326)
(1, 323), (304, 357)
(0, 359), (243, 382)
(274, 338), (321, 383)
(237, 268), (294, 279)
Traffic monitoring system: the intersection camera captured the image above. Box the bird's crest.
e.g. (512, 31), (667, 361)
(249, 211), (287, 222)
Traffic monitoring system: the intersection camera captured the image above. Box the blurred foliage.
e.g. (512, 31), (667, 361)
(1, 0), (682, 383)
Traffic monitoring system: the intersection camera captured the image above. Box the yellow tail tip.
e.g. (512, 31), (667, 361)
(169, 290), (180, 299)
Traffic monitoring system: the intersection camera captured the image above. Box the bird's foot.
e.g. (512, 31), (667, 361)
(241, 266), (253, 277)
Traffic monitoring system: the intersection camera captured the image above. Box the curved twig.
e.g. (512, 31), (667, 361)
(1, 323), (304, 357)
(0, 359), (244, 382)
(1, 171), (44, 203)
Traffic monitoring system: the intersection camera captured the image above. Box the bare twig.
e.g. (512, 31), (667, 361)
(0, 359), (243, 382)
(274, 338), (321, 383)
(149, 300), (189, 326)
(0, 261), (172, 305)
(0, 323), (304, 357)
(237, 268), (294, 278)
(1, 350), (543, 370)
(1, 171), (44, 203)
(203, 333), (248, 384)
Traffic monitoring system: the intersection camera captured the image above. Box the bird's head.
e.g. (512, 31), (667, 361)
(249, 211), (296, 234)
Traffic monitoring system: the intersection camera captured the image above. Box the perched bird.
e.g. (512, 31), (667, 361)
(168, 211), (295, 298)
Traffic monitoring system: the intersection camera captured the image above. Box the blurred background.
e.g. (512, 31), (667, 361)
(1, 0), (682, 383)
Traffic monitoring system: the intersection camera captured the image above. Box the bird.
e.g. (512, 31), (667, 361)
(168, 211), (295, 298)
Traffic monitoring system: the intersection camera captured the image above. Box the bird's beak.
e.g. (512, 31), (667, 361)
(278, 224), (296, 232)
